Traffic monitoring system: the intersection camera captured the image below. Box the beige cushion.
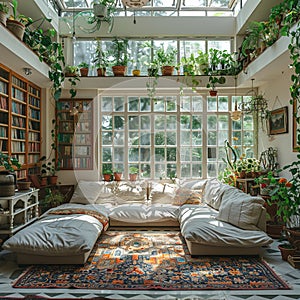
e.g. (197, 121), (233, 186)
(216, 188), (265, 230)
(172, 188), (203, 206)
(202, 178), (234, 210)
(150, 181), (177, 204)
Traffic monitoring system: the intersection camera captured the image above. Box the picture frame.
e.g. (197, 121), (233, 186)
(269, 106), (288, 135)
(293, 100), (300, 151)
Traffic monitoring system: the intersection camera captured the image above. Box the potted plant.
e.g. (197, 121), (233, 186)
(113, 168), (122, 181)
(78, 62), (89, 77)
(109, 37), (129, 76)
(206, 75), (226, 96)
(0, 2), (9, 26)
(88, 0), (115, 33)
(39, 188), (65, 214)
(0, 152), (21, 197)
(278, 242), (297, 261)
(129, 166), (139, 181)
(93, 39), (109, 76)
(64, 65), (79, 77)
(6, 0), (32, 40)
(155, 46), (177, 76)
(103, 168), (113, 181)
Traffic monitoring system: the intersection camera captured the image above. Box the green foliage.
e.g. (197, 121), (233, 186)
(206, 76), (226, 90)
(108, 37), (129, 66)
(8, 0), (32, 24)
(0, 152), (21, 172)
(155, 47), (177, 66)
(93, 40), (110, 68)
(78, 62), (89, 68)
(0, 2), (9, 13)
(129, 166), (139, 174)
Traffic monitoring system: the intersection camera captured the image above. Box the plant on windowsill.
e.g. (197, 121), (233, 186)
(103, 168), (113, 182)
(129, 166), (139, 181)
(78, 62), (90, 77)
(92, 39), (110, 76)
(156, 46), (177, 76)
(113, 168), (123, 181)
(109, 37), (129, 76)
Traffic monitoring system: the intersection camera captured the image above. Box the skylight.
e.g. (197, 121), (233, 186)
(54, 0), (232, 15)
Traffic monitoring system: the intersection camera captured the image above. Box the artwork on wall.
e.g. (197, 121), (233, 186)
(293, 101), (300, 151)
(269, 106), (288, 135)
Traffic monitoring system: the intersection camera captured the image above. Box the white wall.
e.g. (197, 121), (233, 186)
(258, 67), (298, 179)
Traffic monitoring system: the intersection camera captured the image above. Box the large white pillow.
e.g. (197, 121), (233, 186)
(202, 178), (234, 210)
(216, 188), (265, 230)
(150, 181), (177, 204)
(70, 181), (104, 204)
(114, 181), (147, 204)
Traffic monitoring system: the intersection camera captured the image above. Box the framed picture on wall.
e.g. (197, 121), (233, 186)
(269, 106), (288, 135)
(293, 101), (300, 151)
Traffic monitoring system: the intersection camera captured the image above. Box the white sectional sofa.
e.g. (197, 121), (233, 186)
(3, 178), (273, 264)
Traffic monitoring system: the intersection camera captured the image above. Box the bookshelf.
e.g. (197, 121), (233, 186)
(0, 63), (42, 180)
(56, 99), (93, 170)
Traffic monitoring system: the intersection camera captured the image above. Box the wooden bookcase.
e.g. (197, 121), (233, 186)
(56, 99), (93, 170)
(0, 63), (42, 180)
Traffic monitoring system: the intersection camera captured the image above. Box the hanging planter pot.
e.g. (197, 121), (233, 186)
(93, 4), (108, 18)
(209, 90), (218, 97)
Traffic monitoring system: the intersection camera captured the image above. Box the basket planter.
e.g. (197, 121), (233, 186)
(0, 171), (15, 197)
(286, 228), (300, 250)
(17, 181), (31, 191)
(278, 244), (297, 261)
(6, 19), (25, 40)
(79, 67), (89, 77)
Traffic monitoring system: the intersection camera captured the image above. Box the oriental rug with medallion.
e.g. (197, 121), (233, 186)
(13, 231), (289, 290)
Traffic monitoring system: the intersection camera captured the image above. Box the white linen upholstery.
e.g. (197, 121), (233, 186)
(70, 181), (104, 204)
(109, 203), (179, 223)
(217, 188), (265, 230)
(202, 178), (234, 210)
(179, 205), (272, 248)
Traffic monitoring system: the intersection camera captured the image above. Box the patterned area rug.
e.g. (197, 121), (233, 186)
(13, 231), (289, 290)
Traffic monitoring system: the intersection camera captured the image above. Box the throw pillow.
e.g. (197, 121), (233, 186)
(216, 188), (265, 230)
(150, 181), (177, 204)
(173, 188), (203, 206)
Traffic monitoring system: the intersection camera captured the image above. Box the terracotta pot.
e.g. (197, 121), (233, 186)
(161, 66), (174, 76)
(97, 68), (106, 77)
(40, 177), (48, 186)
(278, 244), (297, 261)
(209, 90), (218, 97)
(112, 65), (126, 77)
(48, 175), (58, 185)
(79, 67), (89, 77)
(6, 19), (25, 40)
(114, 172), (122, 181)
(129, 173), (138, 181)
(266, 223), (284, 239)
(103, 174), (112, 182)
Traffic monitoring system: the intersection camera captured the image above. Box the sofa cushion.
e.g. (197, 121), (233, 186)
(179, 205), (272, 248)
(150, 181), (177, 204)
(202, 178), (234, 210)
(216, 188), (265, 230)
(172, 188), (203, 206)
(70, 181), (103, 204)
(109, 203), (179, 223)
(114, 181), (147, 204)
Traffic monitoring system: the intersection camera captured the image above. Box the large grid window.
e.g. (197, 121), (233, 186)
(99, 93), (254, 180)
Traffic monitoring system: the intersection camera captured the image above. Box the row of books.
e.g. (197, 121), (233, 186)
(12, 128), (26, 140)
(13, 154), (25, 164)
(28, 154), (40, 164)
(0, 95), (8, 110)
(0, 81), (8, 95)
(74, 145), (91, 156)
(12, 87), (26, 102)
(0, 139), (8, 151)
(29, 96), (40, 108)
(29, 86), (40, 97)
(58, 133), (73, 143)
(12, 101), (26, 115)
(76, 122), (91, 131)
(28, 132), (40, 141)
(74, 134), (92, 145)
(29, 120), (40, 131)
(0, 112), (8, 124)
(29, 108), (40, 120)
(12, 116), (26, 128)
(0, 69), (9, 81)
(12, 76), (27, 90)
(28, 142), (40, 152)
(11, 141), (26, 152)
(0, 127), (7, 137)
(60, 157), (92, 169)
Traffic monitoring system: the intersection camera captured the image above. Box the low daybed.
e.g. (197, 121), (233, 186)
(3, 178), (273, 264)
